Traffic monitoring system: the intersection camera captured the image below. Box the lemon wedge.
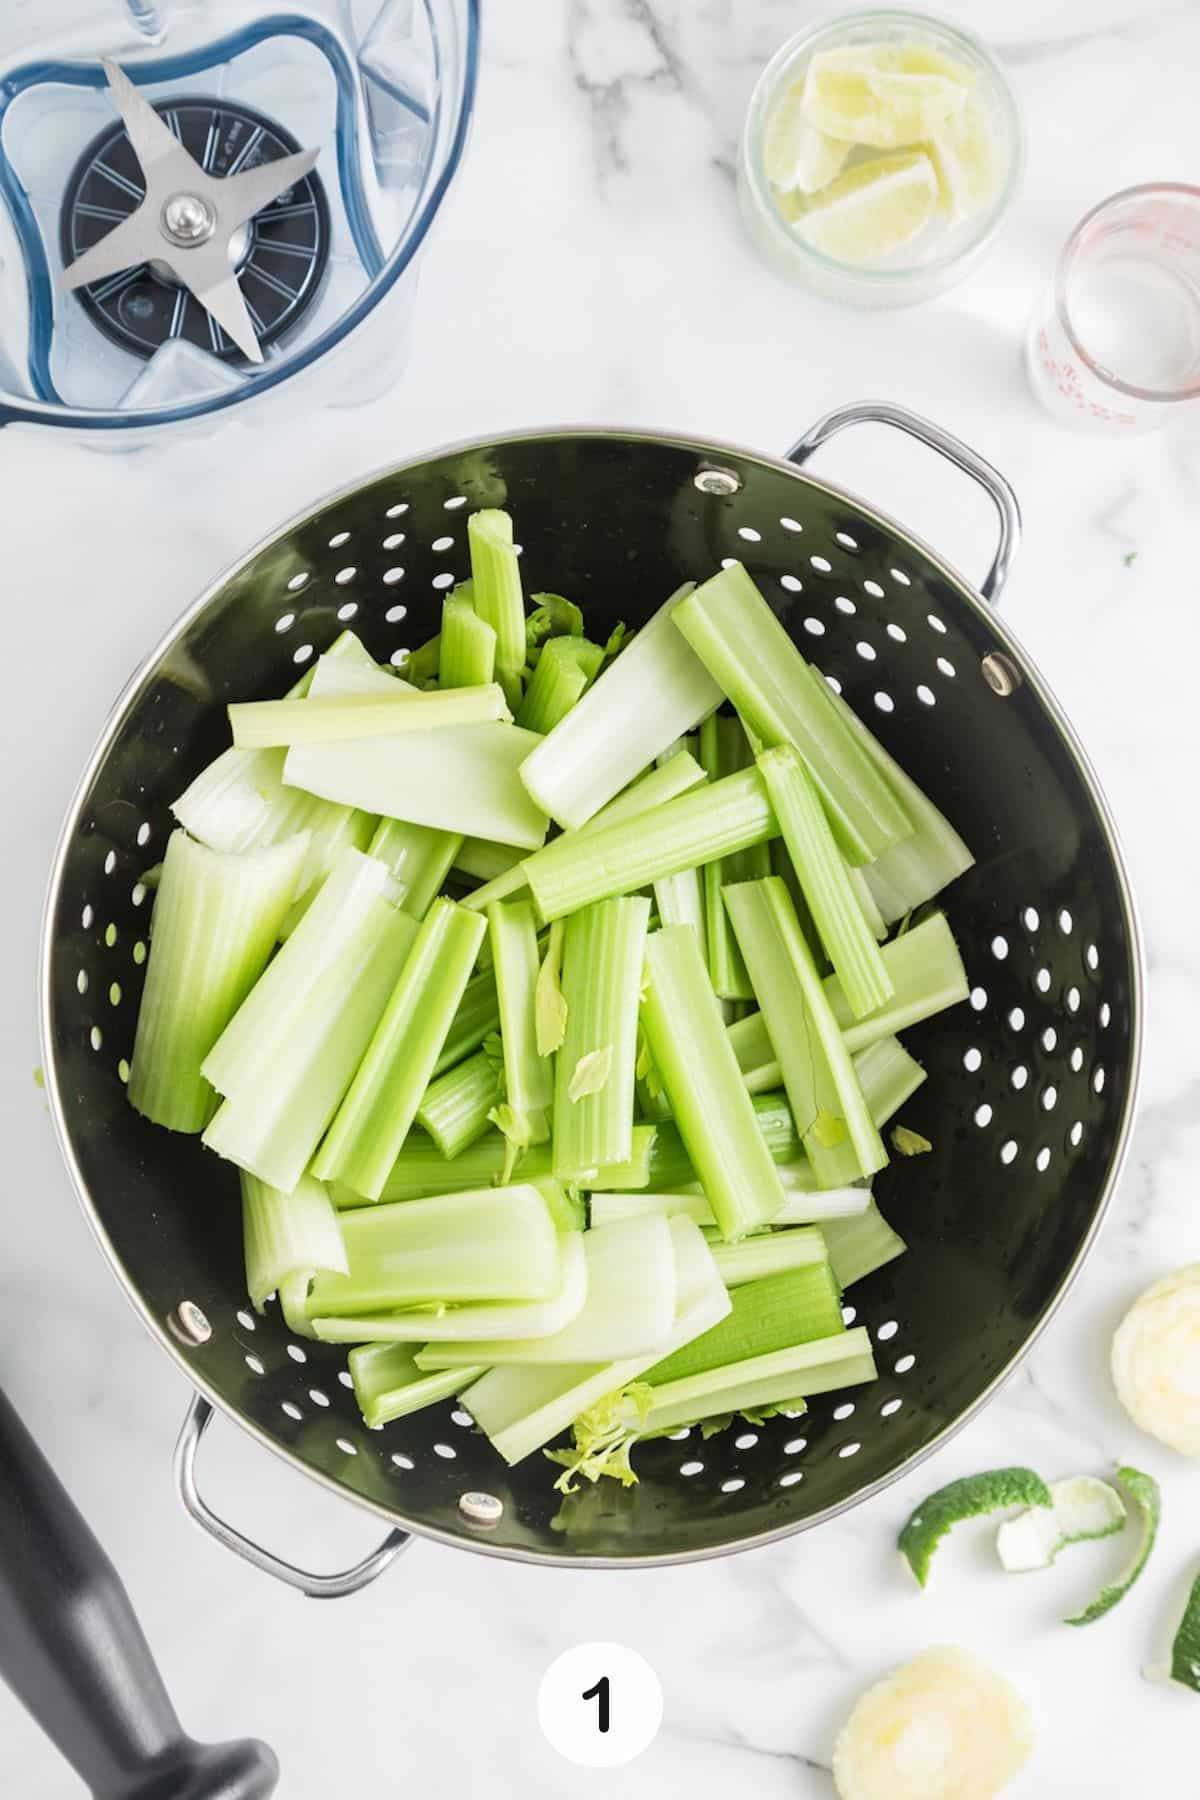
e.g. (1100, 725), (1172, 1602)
(764, 84), (851, 193)
(802, 61), (968, 148)
(809, 41), (976, 87)
(833, 1647), (1033, 1800)
(791, 151), (938, 263)
(925, 95), (1002, 222)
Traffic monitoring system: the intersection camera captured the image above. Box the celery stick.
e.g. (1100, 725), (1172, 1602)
(285, 721), (549, 850)
(435, 964), (499, 1075)
(314, 899), (487, 1199)
(129, 830), (309, 1133)
(418, 1216), (677, 1367)
(698, 716), (755, 1000)
(648, 1262), (844, 1384)
(241, 1170), (347, 1311)
(230, 686), (509, 748)
(759, 745), (892, 1019)
(589, 1187), (870, 1229)
(439, 592), (497, 690)
(642, 1328), (877, 1432)
(553, 897), (650, 1182)
(724, 878), (886, 1187)
(405, 633), (441, 684)
(826, 684), (974, 920)
(306, 1183), (560, 1316)
(348, 1121), (656, 1207)
(489, 898), (554, 1154)
(590, 1191), (713, 1229)
(849, 863), (888, 942)
(454, 838), (524, 883)
(519, 584), (719, 830)
(367, 817), (462, 917)
(534, 919), (568, 1056)
(709, 1226), (830, 1289)
(726, 1009), (781, 1092)
(822, 1200), (907, 1288)
(317, 1231), (587, 1346)
(672, 563), (912, 862)
(275, 806), (377, 940)
(810, 1034), (926, 1187)
(202, 863), (418, 1192)
(459, 1216), (730, 1465)
(652, 743), (705, 938)
(467, 509), (526, 704)
(415, 1048), (501, 1158)
(831, 912), (969, 1052)
(751, 1089), (802, 1162)
(526, 766), (775, 923)
(349, 1344), (485, 1429)
(516, 636), (603, 734)
(462, 747), (707, 914)
(640, 926), (786, 1239)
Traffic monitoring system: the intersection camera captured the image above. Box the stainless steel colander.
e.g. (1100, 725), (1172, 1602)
(39, 401), (1143, 1589)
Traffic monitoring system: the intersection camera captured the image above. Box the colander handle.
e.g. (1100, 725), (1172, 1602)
(786, 400), (1021, 605)
(174, 1394), (410, 1599)
(0, 1387), (279, 1799)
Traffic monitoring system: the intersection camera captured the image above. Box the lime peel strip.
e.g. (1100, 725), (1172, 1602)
(1168, 1567), (1200, 1693)
(1064, 1464), (1161, 1627)
(996, 1474), (1126, 1574)
(898, 1467), (1051, 1588)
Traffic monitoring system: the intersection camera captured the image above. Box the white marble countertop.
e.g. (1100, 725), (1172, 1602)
(3, 2), (1200, 1793)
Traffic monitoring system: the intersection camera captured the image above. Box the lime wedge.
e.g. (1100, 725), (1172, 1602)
(764, 84), (851, 194)
(802, 62), (968, 148)
(926, 95), (1002, 222)
(792, 151), (939, 264)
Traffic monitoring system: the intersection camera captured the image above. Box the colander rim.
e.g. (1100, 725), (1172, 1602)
(38, 421), (1146, 1568)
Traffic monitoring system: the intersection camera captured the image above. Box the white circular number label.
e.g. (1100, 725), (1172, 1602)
(537, 1641), (663, 1768)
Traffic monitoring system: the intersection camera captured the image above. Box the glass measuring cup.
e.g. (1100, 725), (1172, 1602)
(1026, 183), (1200, 432)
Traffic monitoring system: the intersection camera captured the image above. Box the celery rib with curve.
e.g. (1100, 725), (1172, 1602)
(350, 1344), (486, 1430)
(367, 816), (463, 917)
(708, 1227), (832, 1290)
(415, 1047), (502, 1158)
(525, 765), (776, 923)
(641, 1329), (877, 1434)
(313, 898), (487, 1199)
(822, 1199), (907, 1288)
(553, 896), (650, 1182)
(516, 635), (603, 734)
(488, 898), (554, 1157)
(671, 561), (911, 863)
(435, 963), (500, 1075)
(640, 925), (786, 1240)
(831, 911), (968, 1051)
(699, 716), (759, 1000)
(241, 1170), (348, 1321)
(439, 591), (497, 690)
(128, 828), (309, 1132)
(589, 1185), (871, 1229)
(342, 1121), (659, 1208)
(759, 744), (892, 1019)
(647, 1261), (844, 1386)
(229, 685), (510, 748)
(467, 508), (527, 706)
(519, 583), (719, 830)
(724, 877), (886, 1187)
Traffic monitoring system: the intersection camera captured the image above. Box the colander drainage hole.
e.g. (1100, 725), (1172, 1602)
(1035, 967), (1052, 994)
(874, 692), (894, 713)
(236, 1309), (255, 1331)
(383, 532), (406, 550)
(1100, 1002), (1112, 1028)
(737, 526), (761, 544)
(886, 622), (906, 642)
(432, 572), (455, 590)
(281, 1402), (302, 1421)
(1008, 1006), (1024, 1030)
(734, 1432), (759, 1449)
(974, 1103), (993, 1127)
(274, 613), (295, 634)
(286, 1344), (307, 1363)
(383, 567), (405, 585)
(77, 970), (88, 995)
(781, 574), (803, 594)
(876, 1320), (898, 1341)
(720, 1478), (746, 1493)
(1000, 1138), (1018, 1164)
(832, 1403), (855, 1421)
(245, 1355), (264, 1375)
(292, 645), (314, 665)
(1023, 906), (1040, 931)
(1070, 1046), (1084, 1072)
(1011, 1065), (1028, 1090)
(864, 580), (884, 599)
(810, 555), (832, 574)
(434, 1443), (457, 1460)
(1070, 1121), (1084, 1147)
(336, 1438), (357, 1456)
(780, 515), (802, 533)
(842, 1304), (857, 1325)
(894, 1355), (916, 1375)
(963, 1046), (982, 1072)
(385, 501), (409, 518)
(834, 595), (856, 614)
(1093, 1066), (1106, 1093)
(338, 1370), (354, 1389)
(328, 531), (350, 548)
(1041, 1027), (1057, 1051)
(779, 1470), (803, 1488)
(803, 617), (824, 636)
(1036, 1148), (1052, 1173)
(385, 603), (407, 623)
(286, 572), (309, 592)
(309, 1388), (330, 1408)
(836, 530), (859, 550)
(337, 602), (358, 622)
(991, 935), (1008, 961)
(103, 850), (116, 875)
(880, 1398), (903, 1418)
(81, 904), (94, 928)
(451, 1409), (474, 1428)
(970, 986), (987, 1011)
(391, 1452), (414, 1470)
(680, 1461), (704, 1477)
(837, 1442), (861, 1459)
(784, 1436), (807, 1455)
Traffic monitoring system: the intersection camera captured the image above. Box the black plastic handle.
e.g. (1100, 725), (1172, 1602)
(0, 1387), (278, 1800)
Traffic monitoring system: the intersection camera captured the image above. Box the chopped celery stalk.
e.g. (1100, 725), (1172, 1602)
(759, 745), (893, 1019)
(313, 899), (487, 1199)
(284, 721), (549, 851)
(724, 877), (886, 1187)
(439, 592), (497, 690)
(241, 1170), (347, 1312)
(534, 919), (568, 1055)
(553, 897), (650, 1182)
(349, 1343), (486, 1429)
(899, 1468), (1053, 1588)
(803, 1033), (926, 1189)
(203, 863), (418, 1192)
(415, 1048), (501, 1158)
(671, 563), (911, 863)
(698, 716), (755, 1000)
(230, 685), (510, 748)
(519, 583), (718, 830)
(526, 765), (776, 923)
(832, 911), (969, 1051)
(534, 1174), (587, 1234)
(726, 1008), (781, 1092)
(467, 508), (526, 703)
(361, 1122), (658, 1207)
(318, 1230), (588, 1346)
(435, 964), (500, 1075)
(822, 1200), (907, 1289)
(589, 1186), (870, 1229)
(526, 593), (585, 656)
(454, 838), (525, 883)
(366, 817), (462, 917)
(462, 746), (708, 914)
(709, 1226), (830, 1289)
(459, 1215), (731, 1465)
(488, 898), (554, 1155)
(516, 635), (603, 734)
(643, 1328), (877, 1433)
(640, 926), (786, 1240)
(404, 633), (440, 684)
(129, 829), (309, 1132)
(647, 1261), (843, 1383)
(1065, 1465), (1161, 1626)
(307, 1183), (560, 1315)
(826, 683), (974, 920)
(275, 806), (377, 940)
(849, 863), (888, 941)
(751, 1089), (802, 1162)
(419, 1215), (677, 1367)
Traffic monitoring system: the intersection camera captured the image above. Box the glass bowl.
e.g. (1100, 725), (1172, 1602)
(738, 8), (1023, 307)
